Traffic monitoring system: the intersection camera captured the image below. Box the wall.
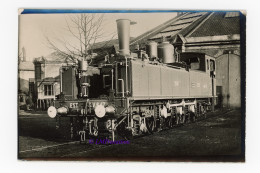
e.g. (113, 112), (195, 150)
(44, 64), (62, 78)
(185, 45), (240, 58)
(216, 54), (241, 108)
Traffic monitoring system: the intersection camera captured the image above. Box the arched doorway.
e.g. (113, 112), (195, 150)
(216, 53), (240, 108)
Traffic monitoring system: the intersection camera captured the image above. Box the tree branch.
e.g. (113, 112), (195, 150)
(45, 13), (109, 63)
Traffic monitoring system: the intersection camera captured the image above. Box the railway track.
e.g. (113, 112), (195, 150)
(19, 141), (80, 153)
(19, 109), (233, 158)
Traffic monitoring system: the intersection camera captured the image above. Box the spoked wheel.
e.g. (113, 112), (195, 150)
(146, 117), (155, 134)
(158, 117), (166, 131)
(185, 113), (190, 124)
(171, 115), (177, 126)
(165, 116), (173, 128)
(190, 112), (196, 122)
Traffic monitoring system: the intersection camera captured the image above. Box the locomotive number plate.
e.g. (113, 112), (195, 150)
(69, 103), (78, 109)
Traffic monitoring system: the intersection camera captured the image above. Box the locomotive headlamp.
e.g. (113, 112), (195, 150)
(47, 106), (57, 118)
(95, 105), (106, 118)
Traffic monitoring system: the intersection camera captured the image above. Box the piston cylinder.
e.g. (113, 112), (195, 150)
(158, 42), (174, 63)
(105, 105), (116, 115)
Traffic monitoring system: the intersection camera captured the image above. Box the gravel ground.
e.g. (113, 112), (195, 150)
(18, 109), (244, 161)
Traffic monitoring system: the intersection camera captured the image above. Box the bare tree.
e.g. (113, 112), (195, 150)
(46, 13), (114, 63)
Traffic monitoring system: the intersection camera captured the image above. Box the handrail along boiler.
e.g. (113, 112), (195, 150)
(47, 19), (217, 141)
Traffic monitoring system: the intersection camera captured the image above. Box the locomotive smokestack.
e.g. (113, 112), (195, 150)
(116, 19), (136, 56)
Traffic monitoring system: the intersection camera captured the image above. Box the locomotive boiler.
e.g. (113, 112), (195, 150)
(47, 19), (216, 141)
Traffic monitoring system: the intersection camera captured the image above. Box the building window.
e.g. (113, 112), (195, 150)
(44, 85), (54, 96)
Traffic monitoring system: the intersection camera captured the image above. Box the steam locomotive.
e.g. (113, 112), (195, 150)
(47, 19), (216, 141)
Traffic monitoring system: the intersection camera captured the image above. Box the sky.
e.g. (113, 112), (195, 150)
(18, 12), (176, 61)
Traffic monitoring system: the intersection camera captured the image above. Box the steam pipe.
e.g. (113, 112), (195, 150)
(118, 79), (124, 97)
(115, 63), (118, 96)
(111, 69), (114, 90)
(125, 57), (128, 95)
(59, 66), (63, 93)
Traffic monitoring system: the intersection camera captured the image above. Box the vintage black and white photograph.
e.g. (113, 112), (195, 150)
(18, 9), (245, 161)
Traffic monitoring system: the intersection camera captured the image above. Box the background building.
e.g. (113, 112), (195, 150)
(33, 54), (66, 110)
(18, 52), (35, 109)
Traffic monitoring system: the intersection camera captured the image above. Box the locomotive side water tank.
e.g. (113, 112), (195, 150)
(146, 41), (158, 58)
(158, 42), (174, 64)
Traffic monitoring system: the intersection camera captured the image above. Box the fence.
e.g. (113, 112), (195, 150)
(36, 99), (54, 111)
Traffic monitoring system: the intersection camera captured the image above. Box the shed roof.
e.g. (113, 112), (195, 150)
(33, 52), (70, 64)
(91, 37), (135, 50)
(130, 12), (209, 45)
(188, 12), (240, 37)
(130, 11), (241, 46)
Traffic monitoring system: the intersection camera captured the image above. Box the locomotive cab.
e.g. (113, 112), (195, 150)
(88, 65), (115, 99)
(179, 52), (216, 76)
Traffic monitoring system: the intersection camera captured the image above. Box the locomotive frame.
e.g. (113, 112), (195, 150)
(47, 19), (217, 142)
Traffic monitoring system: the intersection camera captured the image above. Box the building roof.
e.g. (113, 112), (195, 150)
(130, 11), (241, 47)
(19, 61), (34, 71)
(91, 37), (135, 50)
(130, 12), (209, 46)
(188, 12), (240, 37)
(33, 52), (68, 63)
(91, 39), (119, 50)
